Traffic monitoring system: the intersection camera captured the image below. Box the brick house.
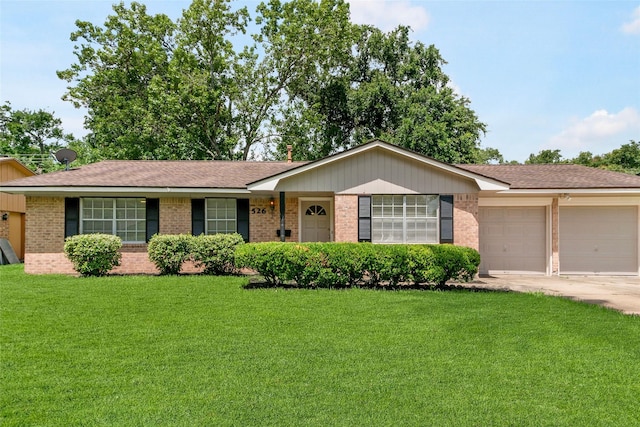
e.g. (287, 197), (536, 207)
(3, 140), (640, 276)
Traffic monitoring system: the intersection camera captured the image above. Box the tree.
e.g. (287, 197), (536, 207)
(525, 149), (565, 164)
(0, 102), (74, 173)
(570, 140), (640, 175)
(58, 0), (487, 163)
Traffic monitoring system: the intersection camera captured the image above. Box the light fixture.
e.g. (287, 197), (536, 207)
(1, 213), (7, 221)
(269, 197), (275, 212)
(562, 193), (571, 201)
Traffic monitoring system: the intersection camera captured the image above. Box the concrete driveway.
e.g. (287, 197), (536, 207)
(470, 275), (640, 315)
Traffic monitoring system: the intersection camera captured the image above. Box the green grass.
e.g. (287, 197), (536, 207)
(1, 264), (639, 426)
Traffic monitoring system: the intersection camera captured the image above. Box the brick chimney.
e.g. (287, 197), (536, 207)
(287, 145), (292, 163)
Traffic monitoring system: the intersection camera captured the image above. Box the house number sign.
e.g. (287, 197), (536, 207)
(251, 208), (267, 214)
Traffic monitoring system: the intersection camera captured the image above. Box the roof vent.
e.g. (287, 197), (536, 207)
(53, 148), (77, 171)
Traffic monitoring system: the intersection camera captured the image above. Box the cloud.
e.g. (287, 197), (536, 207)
(621, 6), (640, 34)
(348, 1), (430, 32)
(546, 107), (640, 155)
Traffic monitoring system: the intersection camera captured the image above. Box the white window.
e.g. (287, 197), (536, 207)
(371, 195), (438, 243)
(81, 198), (146, 243)
(206, 198), (237, 234)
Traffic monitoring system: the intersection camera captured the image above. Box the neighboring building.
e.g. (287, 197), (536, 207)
(0, 158), (35, 260)
(3, 140), (640, 276)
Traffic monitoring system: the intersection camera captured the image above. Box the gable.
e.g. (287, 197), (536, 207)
(272, 147), (479, 194)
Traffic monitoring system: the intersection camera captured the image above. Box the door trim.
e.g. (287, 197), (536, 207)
(298, 197), (334, 242)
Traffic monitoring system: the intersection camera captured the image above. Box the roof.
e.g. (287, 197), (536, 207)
(456, 164), (640, 189)
(0, 157), (36, 179)
(1, 160), (305, 189)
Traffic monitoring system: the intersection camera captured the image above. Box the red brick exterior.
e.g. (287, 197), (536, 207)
(23, 192), (481, 274)
(453, 193), (479, 251)
(0, 217), (9, 240)
(334, 194), (358, 242)
(249, 197), (299, 242)
(159, 197), (191, 235)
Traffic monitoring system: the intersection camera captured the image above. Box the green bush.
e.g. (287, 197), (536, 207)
(64, 234), (122, 277)
(191, 233), (245, 275)
(147, 234), (194, 275)
(235, 242), (480, 288)
(428, 244), (480, 285)
(234, 242), (289, 286)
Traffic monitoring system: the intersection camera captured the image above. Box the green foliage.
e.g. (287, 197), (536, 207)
(525, 149), (565, 164)
(572, 140), (640, 175)
(0, 101), (76, 173)
(147, 234), (194, 275)
(191, 233), (245, 275)
(235, 242), (480, 288)
(63, 234), (122, 276)
(58, 0), (486, 163)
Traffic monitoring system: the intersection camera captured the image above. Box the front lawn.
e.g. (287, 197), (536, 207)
(1, 264), (639, 426)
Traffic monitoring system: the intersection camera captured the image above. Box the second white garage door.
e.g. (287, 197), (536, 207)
(559, 206), (638, 275)
(479, 207), (547, 275)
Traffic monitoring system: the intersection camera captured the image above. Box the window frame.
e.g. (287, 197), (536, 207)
(371, 194), (439, 244)
(80, 197), (147, 243)
(205, 198), (237, 235)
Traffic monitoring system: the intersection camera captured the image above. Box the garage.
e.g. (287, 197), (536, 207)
(559, 206), (638, 275)
(479, 206), (547, 275)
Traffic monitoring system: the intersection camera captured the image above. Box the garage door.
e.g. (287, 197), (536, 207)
(559, 206), (638, 275)
(479, 207), (547, 274)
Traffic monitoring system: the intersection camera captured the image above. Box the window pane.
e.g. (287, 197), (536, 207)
(206, 199), (237, 234)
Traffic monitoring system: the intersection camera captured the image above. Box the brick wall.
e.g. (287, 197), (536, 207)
(453, 193), (479, 250)
(159, 197), (191, 234)
(334, 194), (358, 242)
(249, 197), (299, 242)
(25, 196), (65, 253)
(0, 216), (8, 240)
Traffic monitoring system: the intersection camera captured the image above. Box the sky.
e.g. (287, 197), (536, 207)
(1, 0), (639, 163)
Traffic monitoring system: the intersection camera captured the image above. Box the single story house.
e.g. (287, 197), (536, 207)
(3, 140), (640, 276)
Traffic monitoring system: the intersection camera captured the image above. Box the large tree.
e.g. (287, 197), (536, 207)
(0, 102), (75, 173)
(58, 0), (487, 163)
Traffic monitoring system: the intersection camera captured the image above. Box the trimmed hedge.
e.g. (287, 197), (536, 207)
(191, 233), (245, 275)
(235, 242), (480, 288)
(64, 234), (122, 277)
(147, 234), (194, 275)
(147, 233), (245, 275)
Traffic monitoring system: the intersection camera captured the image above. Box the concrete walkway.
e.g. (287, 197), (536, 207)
(470, 275), (640, 315)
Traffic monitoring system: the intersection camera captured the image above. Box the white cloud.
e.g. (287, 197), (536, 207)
(348, 1), (430, 32)
(546, 107), (640, 155)
(621, 6), (640, 34)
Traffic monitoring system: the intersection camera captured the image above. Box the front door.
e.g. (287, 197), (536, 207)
(301, 200), (331, 242)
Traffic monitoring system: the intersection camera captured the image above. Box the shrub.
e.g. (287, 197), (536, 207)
(147, 234), (194, 275)
(235, 242), (480, 288)
(191, 233), (245, 275)
(64, 234), (122, 277)
(428, 244), (480, 285)
(235, 242), (289, 285)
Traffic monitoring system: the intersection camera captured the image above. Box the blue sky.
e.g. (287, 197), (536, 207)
(1, 0), (639, 162)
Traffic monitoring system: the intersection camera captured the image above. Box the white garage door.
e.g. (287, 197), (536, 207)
(559, 206), (638, 275)
(479, 207), (547, 275)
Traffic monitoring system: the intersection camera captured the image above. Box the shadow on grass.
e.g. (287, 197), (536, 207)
(243, 277), (510, 293)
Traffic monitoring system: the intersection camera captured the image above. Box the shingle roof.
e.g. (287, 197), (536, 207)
(456, 164), (640, 189)
(1, 160), (306, 189)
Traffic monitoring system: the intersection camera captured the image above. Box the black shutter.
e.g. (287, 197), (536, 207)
(64, 198), (80, 238)
(192, 199), (205, 236)
(145, 198), (159, 242)
(236, 199), (250, 242)
(440, 195), (454, 244)
(358, 196), (371, 242)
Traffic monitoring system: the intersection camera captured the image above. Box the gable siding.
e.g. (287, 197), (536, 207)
(274, 148), (478, 194)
